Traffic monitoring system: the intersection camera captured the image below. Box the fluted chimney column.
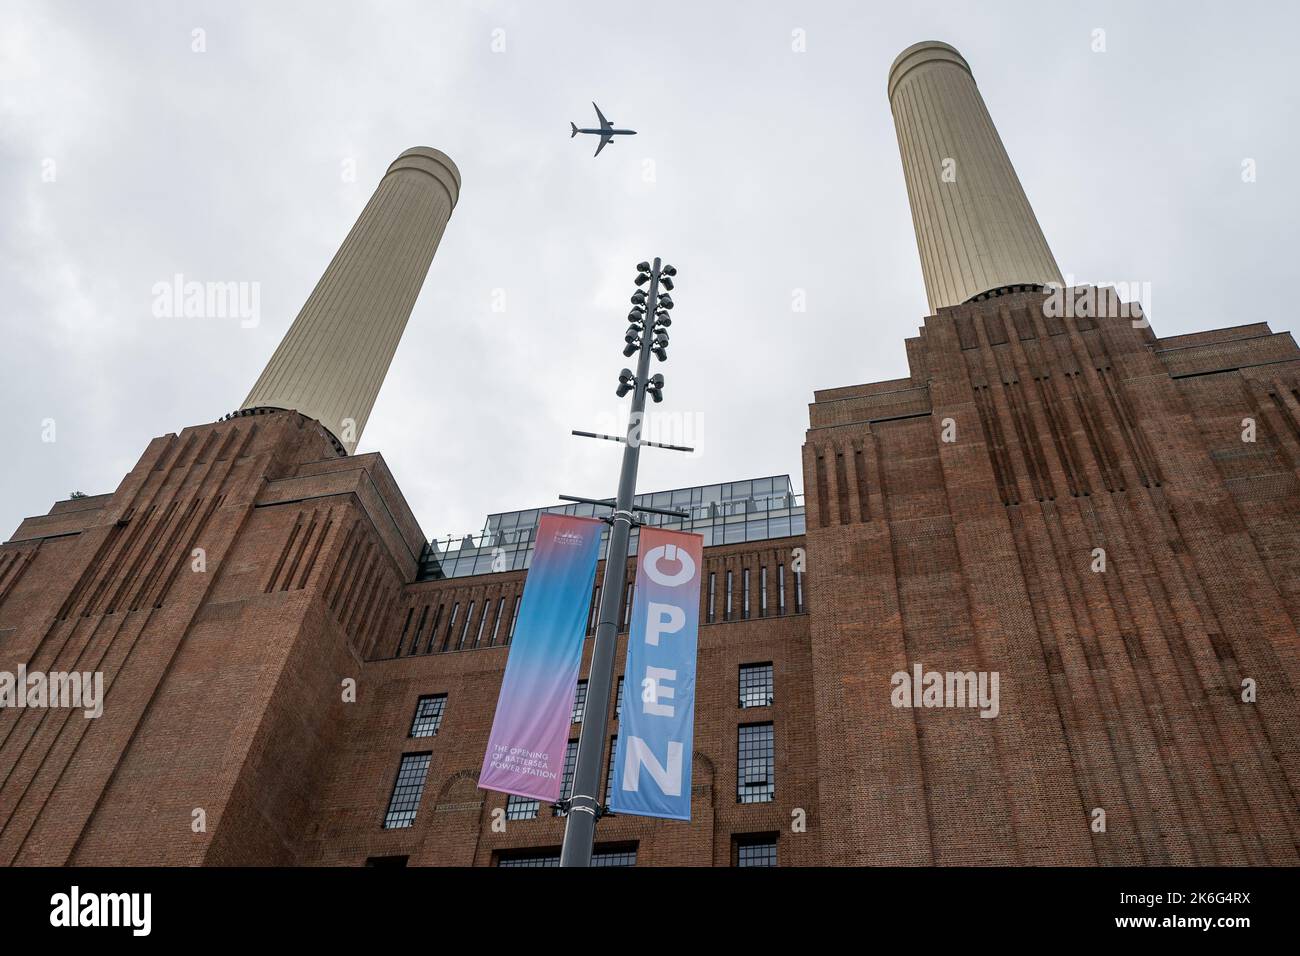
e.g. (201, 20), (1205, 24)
(241, 146), (460, 453)
(888, 41), (1061, 312)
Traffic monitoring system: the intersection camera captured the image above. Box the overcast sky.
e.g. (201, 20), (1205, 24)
(3, 0), (1297, 542)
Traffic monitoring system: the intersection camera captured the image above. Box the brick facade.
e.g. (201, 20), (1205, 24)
(2, 291), (1297, 865)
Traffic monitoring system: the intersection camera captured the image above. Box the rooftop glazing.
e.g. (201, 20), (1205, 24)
(418, 475), (804, 580)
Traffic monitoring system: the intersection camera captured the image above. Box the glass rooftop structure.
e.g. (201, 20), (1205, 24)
(418, 475), (805, 581)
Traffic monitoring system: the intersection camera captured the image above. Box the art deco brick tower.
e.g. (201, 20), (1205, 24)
(888, 40), (1063, 310)
(241, 147), (461, 453)
(0, 148), (457, 864)
(799, 42), (1300, 864)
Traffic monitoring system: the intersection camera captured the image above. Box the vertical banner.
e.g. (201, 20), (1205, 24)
(479, 514), (602, 802)
(609, 527), (703, 820)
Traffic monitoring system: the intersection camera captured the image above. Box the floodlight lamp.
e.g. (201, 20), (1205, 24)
(660, 276), (674, 291)
(635, 273), (650, 286)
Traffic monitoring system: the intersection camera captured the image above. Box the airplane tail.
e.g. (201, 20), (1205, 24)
(570, 122), (578, 138)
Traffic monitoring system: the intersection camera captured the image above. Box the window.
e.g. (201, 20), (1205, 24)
(739, 663), (773, 708)
(505, 794), (539, 820)
(497, 849), (559, 868)
(409, 694), (447, 737)
(737, 723), (775, 804)
(615, 677), (624, 718)
(475, 601), (489, 647)
(604, 735), (618, 804)
(383, 753), (431, 828)
(794, 569), (804, 613)
(508, 595), (521, 641)
(443, 602), (459, 652)
(734, 833), (778, 867)
(496, 844), (636, 867)
(725, 570), (733, 620)
(397, 607), (415, 657)
(622, 581), (633, 631)
(571, 680), (588, 724)
(778, 564), (786, 614)
(424, 605), (443, 653)
(589, 585), (601, 633)
(593, 845), (637, 867)
(458, 601), (476, 649)
(553, 739), (579, 816)
(743, 569), (750, 619)
(491, 597), (505, 645)
(707, 572), (716, 623)
(760, 566), (768, 616)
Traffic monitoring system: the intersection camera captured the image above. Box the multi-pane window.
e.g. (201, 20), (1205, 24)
(604, 736), (618, 804)
(615, 677), (624, 718)
(491, 597), (505, 645)
(443, 603), (459, 652)
(553, 739), (579, 816)
(497, 845), (637, 867)
(498, 851), (558, 868)
(409, 694), (447, 737)
(707, 572), (716, 623)
(739, 663), (774, 708)
(382, 752), (431, 828)
(592, 845), (637, 867)
(397, 608), (415, 656)
(458, 601), (476, 649)
(737, 723), (775, 804)
(424, 605), (443, 653)
(734, 833), (778, 867)
(505, 794), (539, 820)
(571, 680), (588, 724)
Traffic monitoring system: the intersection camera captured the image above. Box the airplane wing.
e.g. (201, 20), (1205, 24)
(594, 132), (614, 157)
(592, 102), (613, 131)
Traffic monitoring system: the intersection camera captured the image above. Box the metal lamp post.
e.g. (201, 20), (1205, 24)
(558, 257), (681, 866)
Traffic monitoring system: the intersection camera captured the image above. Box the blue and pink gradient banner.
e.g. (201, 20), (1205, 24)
(479, 513), (602, 802)
(609, 527), (703, 821)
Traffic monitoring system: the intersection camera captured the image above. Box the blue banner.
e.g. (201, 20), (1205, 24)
(609, 527), (703, 820)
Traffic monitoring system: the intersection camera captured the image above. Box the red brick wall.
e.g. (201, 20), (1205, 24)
(1, 294), (1296, 866)
(801, 293), (1300, 865)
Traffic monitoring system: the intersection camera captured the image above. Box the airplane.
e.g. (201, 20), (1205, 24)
(570, 102), (637, 157)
